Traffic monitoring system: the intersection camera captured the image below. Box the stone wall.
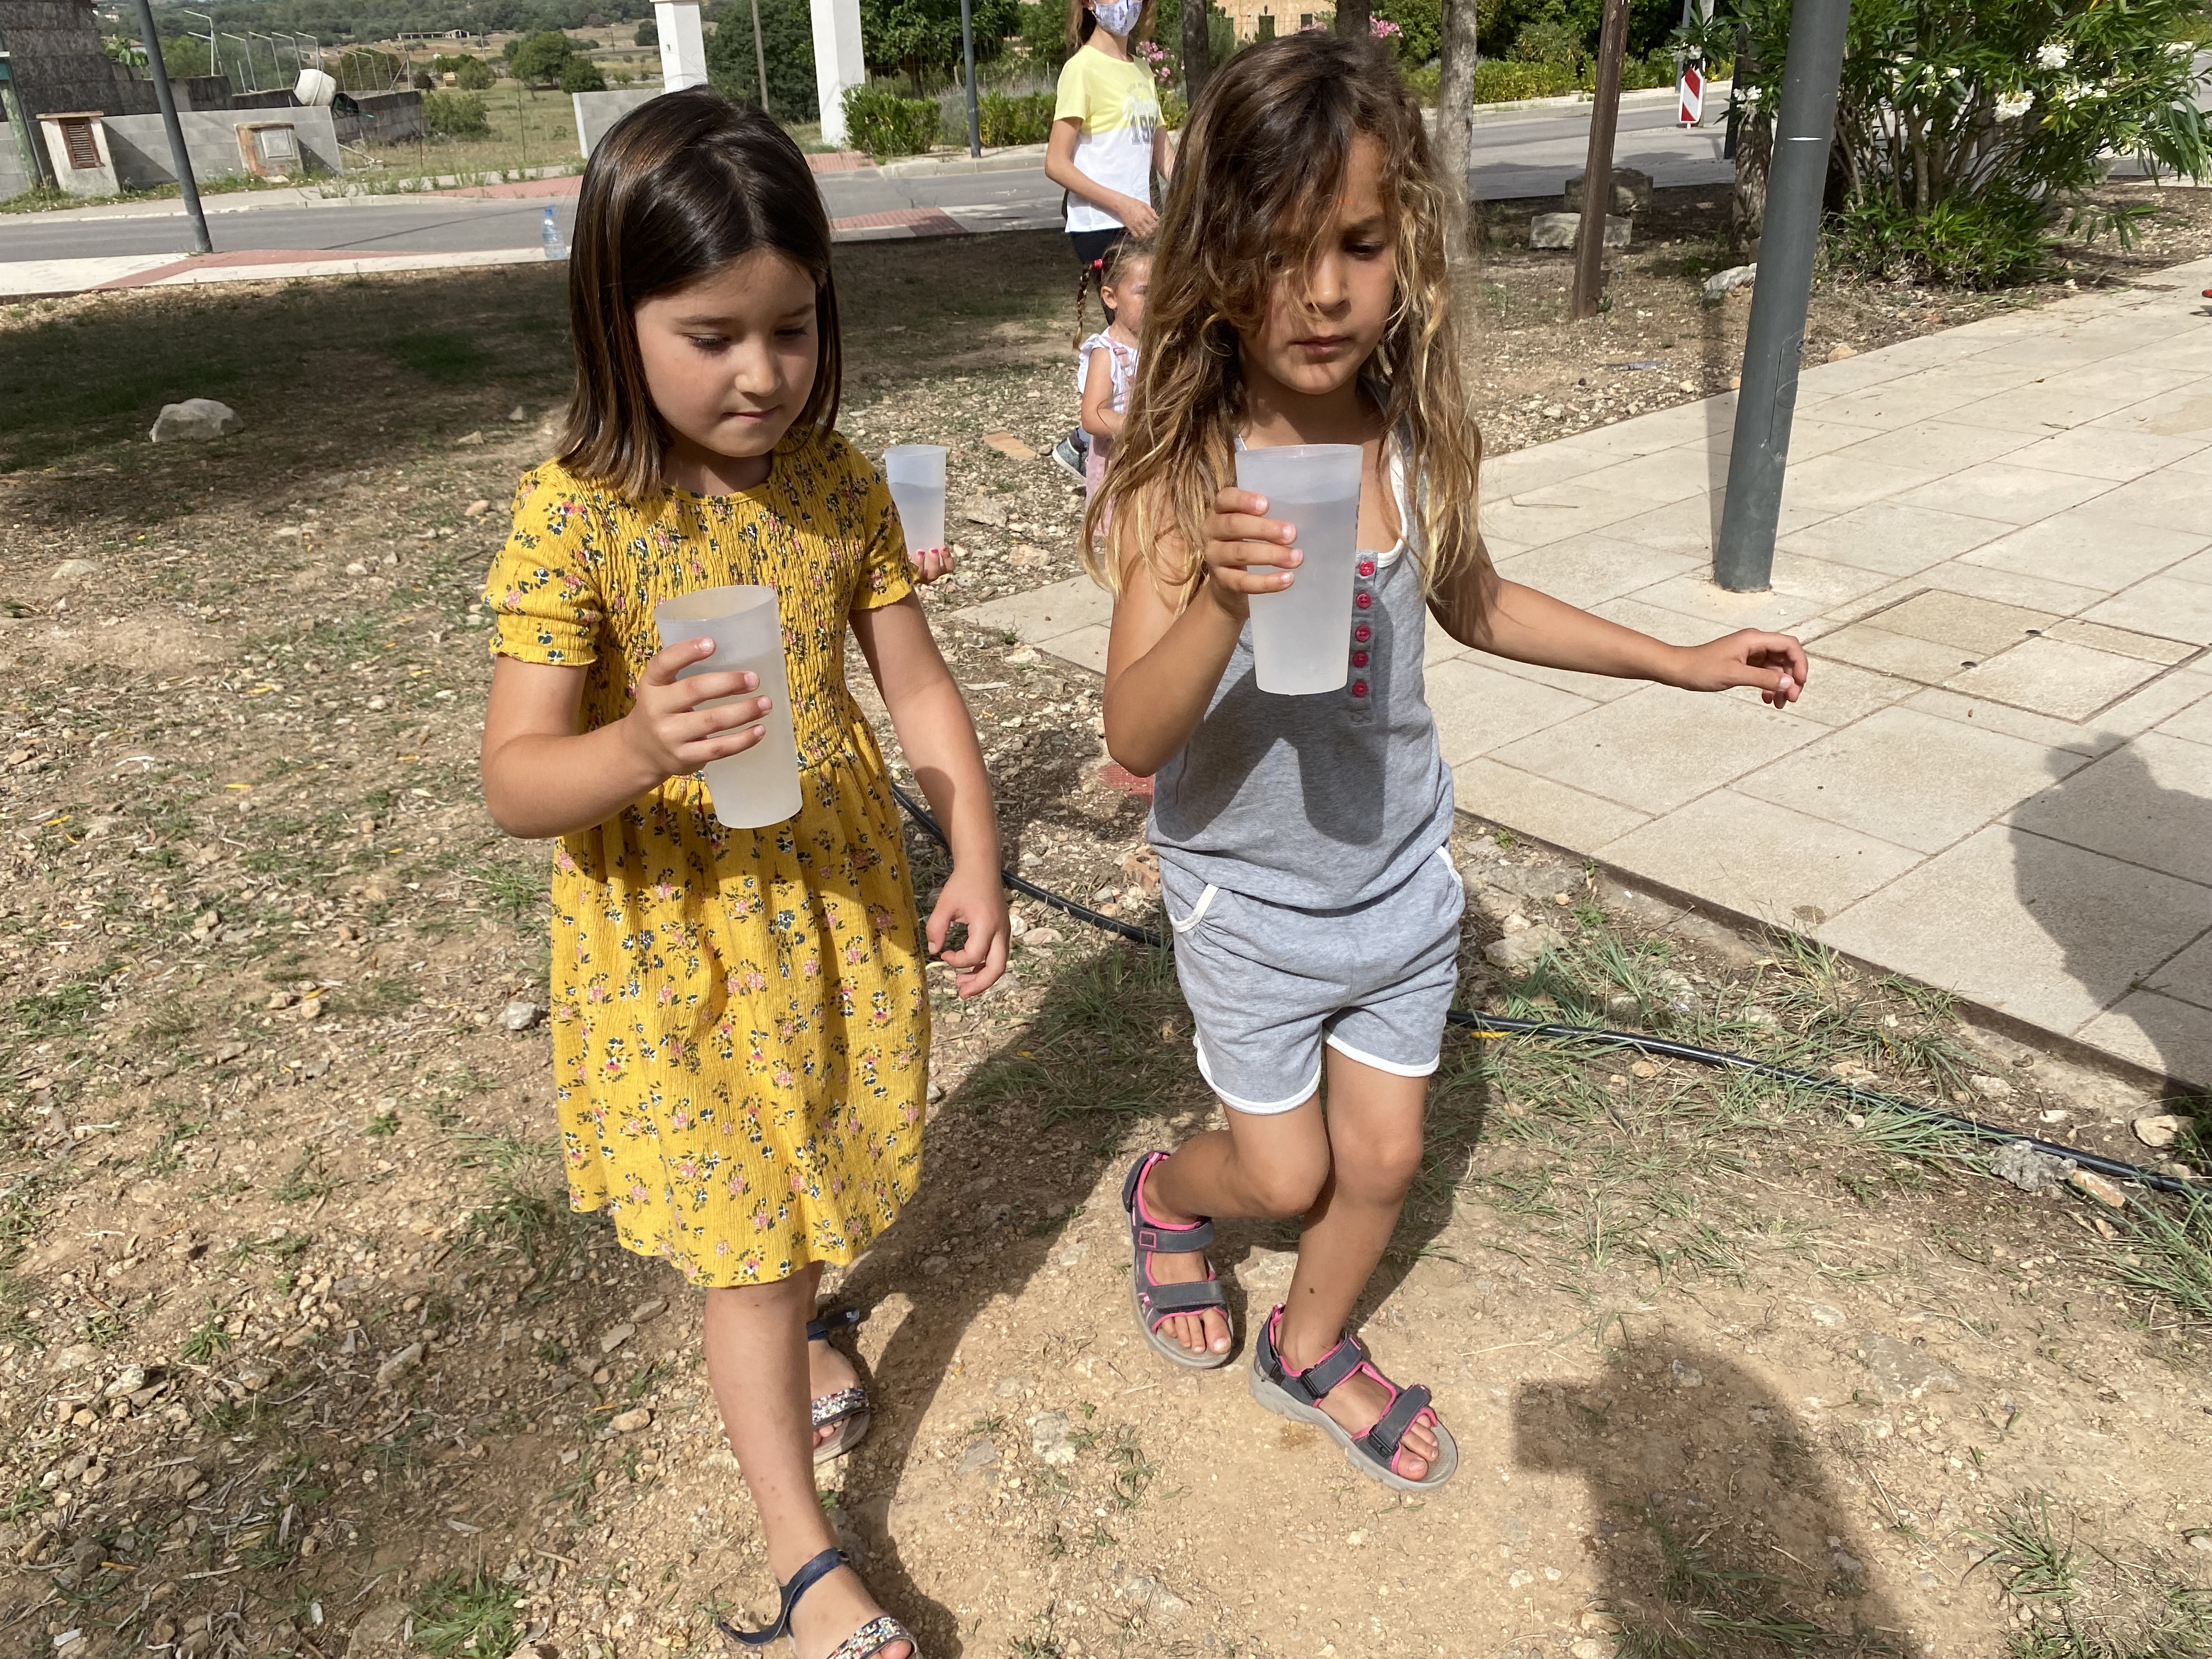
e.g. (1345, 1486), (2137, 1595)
(0, 0), (135, 115)
(102, 105), (342, 187)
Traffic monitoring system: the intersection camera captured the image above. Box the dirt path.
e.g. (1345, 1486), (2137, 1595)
(0, 220), (2207, 1659)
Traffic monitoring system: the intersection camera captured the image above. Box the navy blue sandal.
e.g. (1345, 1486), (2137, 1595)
(1121, 1151), (1235, 1369)
(1248, 1304), (1458, 1492)
(718, 1547), (914, 1659)
(808, 1308), (870, 1465)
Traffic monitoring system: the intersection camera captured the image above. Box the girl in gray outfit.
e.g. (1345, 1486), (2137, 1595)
(1083, 32), (1810, 1492)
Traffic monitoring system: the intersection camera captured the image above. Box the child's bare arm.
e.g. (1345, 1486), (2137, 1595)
(1431, 546), (1807, 708)
(849, 592), (1009, 995)
(1102, 486), (1296, 775)
(1080, 347), (1125, 442)
(479, 646), (770, 840)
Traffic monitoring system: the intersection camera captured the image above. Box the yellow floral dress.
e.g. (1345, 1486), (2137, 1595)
(483, 430), (928, 1287)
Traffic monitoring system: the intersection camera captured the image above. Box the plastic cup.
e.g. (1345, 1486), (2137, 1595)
(1236, 443), (1364, 696)
(653, 585), (802, 830)
(883, 444), (947, 558)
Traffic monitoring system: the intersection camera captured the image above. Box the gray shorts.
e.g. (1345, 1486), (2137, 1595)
(1159, 844), (1467, 1114)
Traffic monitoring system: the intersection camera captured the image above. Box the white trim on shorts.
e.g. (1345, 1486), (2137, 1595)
(1323, 1032), (1442, 1078)
(1167, 882), (1220, 934)
(1193, 1034), (1319, 1115)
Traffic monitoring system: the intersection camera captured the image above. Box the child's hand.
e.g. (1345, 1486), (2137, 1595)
(1199, 487), (1300, 618)
(1668, 630), (1809, 709)
(910, 545), (955, 585)
(928, 862), (1009, 998)
(623, 639), (774, 778)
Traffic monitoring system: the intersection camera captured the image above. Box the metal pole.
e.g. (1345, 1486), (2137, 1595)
(1713, 0), (1850, 592)
(129, 0), (212, 254)
(1570, 0), (1629, 320)
(958, 0), (980, 157)
(748, 0), (771, 113)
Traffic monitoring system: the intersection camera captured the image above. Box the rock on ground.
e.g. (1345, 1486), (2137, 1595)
(149, 399), (242, 443)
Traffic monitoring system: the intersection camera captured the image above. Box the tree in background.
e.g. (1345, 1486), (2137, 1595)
(706, 0), (820, 119)
(859, 0), (1018, 92)
(559, 52), (608, 89)
(1374, 0), (1440, 62)
(635, 16), (659, 44)
(510, 29), (580, 84)
(1722, 0), (2210, 285)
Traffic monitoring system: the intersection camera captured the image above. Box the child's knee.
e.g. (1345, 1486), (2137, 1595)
(1245, 1150), (1330, 1219)
(1336, 1128), (1424, 1200)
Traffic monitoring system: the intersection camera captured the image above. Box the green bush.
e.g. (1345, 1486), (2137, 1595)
(707, 0), (819, 121)
(423, 91), (492, 138)
(453, 54), (497, 90)
(1728, 0), (2212, 289)
(558, 55), (607, 93)
(1614, 50), (1675, 92)
(1402, 61), (1440, 105)
(976, 89), (1056, 145)
(1471, 59), (1575, 101)
(509, 31), (577, 88)
(843, 84), (943, 158)
(634, 18), (658, 46)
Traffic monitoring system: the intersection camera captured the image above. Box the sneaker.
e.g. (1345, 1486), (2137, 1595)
(1052, 432), (1087, 484)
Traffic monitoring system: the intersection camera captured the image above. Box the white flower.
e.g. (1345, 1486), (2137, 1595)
(1945, 66), (1963, 81)
(2035, 42), (2070, 71)
(1995, 91), (2033, 120)
(2054, 77), (2088, 105)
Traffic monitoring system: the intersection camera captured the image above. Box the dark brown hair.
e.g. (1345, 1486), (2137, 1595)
(1064, 0), (1157, 52)
(558, 89), (842, 500)
(1073, 235), (1152, 346)
(1087, 32), (1485, 604)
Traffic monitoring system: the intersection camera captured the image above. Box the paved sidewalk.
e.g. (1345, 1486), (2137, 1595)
(958, 259), (2212, 1087)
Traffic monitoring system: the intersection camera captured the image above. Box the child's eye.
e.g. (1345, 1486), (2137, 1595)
(686, 335), (729, 352)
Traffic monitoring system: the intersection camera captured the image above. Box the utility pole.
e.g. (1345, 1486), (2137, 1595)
(129, 0), (212, 255)
(957, 0), (980, 155)
(1570, 0), (1629, 320)
(748, 0), (770, 112)
(1713, 0), (1851, 591)
(1182, 0), (1211, 112)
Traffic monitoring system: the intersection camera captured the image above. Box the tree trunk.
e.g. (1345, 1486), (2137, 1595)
(1335, 0), (1372, 40)
(1435, 0), (1480, 259)
(1733, 114), (1770, 253)
(1183, 0), (1212, 111)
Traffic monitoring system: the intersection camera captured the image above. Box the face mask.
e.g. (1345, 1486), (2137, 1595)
(1092, 0), (1142, 36)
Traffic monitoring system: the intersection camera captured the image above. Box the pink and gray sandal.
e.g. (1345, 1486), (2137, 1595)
(1248, 1304), (1458, 1491)
(809, 1308), (870, 1465)
(1121, 1151), (1235, 1369)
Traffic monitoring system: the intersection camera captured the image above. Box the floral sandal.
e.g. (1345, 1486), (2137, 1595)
(718, 1547), (915, 1659)
(1121, 1151), (1235, 1370)
(1248, 1304), (1459, 1492)
(809, 1308), (870, 1465)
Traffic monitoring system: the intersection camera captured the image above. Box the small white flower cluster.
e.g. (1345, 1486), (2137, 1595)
(1994, 91), (2033, 120)
(2035, 41), (2071, 71)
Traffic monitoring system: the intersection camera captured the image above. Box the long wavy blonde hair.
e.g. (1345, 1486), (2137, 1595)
(1084, 32), (1485, 606)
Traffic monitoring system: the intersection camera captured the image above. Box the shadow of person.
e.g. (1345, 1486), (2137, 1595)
(1514, 1340), (1925, 1658)
(2008, 740), (2212, 1101)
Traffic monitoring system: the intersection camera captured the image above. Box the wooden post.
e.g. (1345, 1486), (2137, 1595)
(1183, 0), (1211, 111)
(1570, 0), (1630, 321)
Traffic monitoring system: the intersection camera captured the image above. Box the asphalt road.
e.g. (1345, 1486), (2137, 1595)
(2, 100), (1732, 264)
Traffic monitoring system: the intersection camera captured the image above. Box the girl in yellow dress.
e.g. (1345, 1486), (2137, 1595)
(478, 90), (1005, 1659)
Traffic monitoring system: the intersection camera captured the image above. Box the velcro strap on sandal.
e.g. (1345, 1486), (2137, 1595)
(1362, 1381), (1434, 1462)
(1288, 1335), (1369, 1406)
(1134, 1217), (1215, 1253)
(1137, 1277), (1228, 1324)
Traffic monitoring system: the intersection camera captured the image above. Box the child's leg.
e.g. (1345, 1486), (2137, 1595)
(703, 1267), (911, 1659)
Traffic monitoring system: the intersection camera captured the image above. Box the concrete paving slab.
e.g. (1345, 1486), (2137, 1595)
(2006, 729), (2212, 886)
(1956, 512), (2209, 592)
(1943, 635), (2167, 723)
(2083, 573), (2212, 644)
(1774, 501), (2011, 576)
(1488, 683), (1819, 816)
(1426, 657), (1595, 765)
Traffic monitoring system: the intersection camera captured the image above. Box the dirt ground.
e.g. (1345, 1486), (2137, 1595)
(1, 201), (2209, 1659)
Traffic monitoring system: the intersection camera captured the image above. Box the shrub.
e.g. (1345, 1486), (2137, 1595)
(1613, 50), (1675, 92)
(451, 54), (496, 91)
(1729, 0), (2212, 287)
(1402, 61), (1440, 105)
(1471, 59), (1575, 102)
(558, 56), (607, 93)
(975, 89), (1055, 145)
(634, 18), (658, 46)
(707, 0), (819, 121)
(509, 31), (577, 88)
(842, 84), (943, 158)
(1373, 0), (1440, 64)
(423, 91), (492, 138)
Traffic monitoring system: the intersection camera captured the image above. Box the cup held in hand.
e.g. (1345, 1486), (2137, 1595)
(653, 585), (802, 829)
(884, 444), (949, 562)
(1235, 444), (1363, 696)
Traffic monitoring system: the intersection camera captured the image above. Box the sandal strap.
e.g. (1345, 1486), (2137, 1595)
(811, 1386), (870, 1431)
(720, 1548), (845, 1646)
(1292, 1334), (1369, 1403)
(1135, 1274), (1228, 1328)
(826, 1615), (913, 1659)
(1122, 1152), (1216, 1251)
(1362, 1380), (1435, 1464)
(807, 1307), (862, 1345)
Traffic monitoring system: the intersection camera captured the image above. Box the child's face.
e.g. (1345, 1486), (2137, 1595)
(633, 249), (820, 469)
(1103, 259), (1150, 333)
(1241, 135), (1395, 402)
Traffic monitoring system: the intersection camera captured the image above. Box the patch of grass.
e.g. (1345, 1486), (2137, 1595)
(180, 1305), (233, 1363)
(274, 1148), (342, 1205)
(328, 975), (422, 1019)
(388, 331), (498, 385)
(409, 1570), (520, 1659)
(964, 944), (1192, 1125)
(2104, 1196), (2212, 1326)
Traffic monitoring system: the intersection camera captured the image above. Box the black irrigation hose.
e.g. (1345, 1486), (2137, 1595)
(889, 782), (2198, 1200)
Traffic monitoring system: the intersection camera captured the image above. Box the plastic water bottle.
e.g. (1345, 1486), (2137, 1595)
(541, 206), (567, 262)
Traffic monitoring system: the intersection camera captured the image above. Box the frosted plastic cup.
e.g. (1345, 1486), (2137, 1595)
(883, 444), (948, 557)
(1237, 443), (1364, 695)
(653, 585), (802, 830)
